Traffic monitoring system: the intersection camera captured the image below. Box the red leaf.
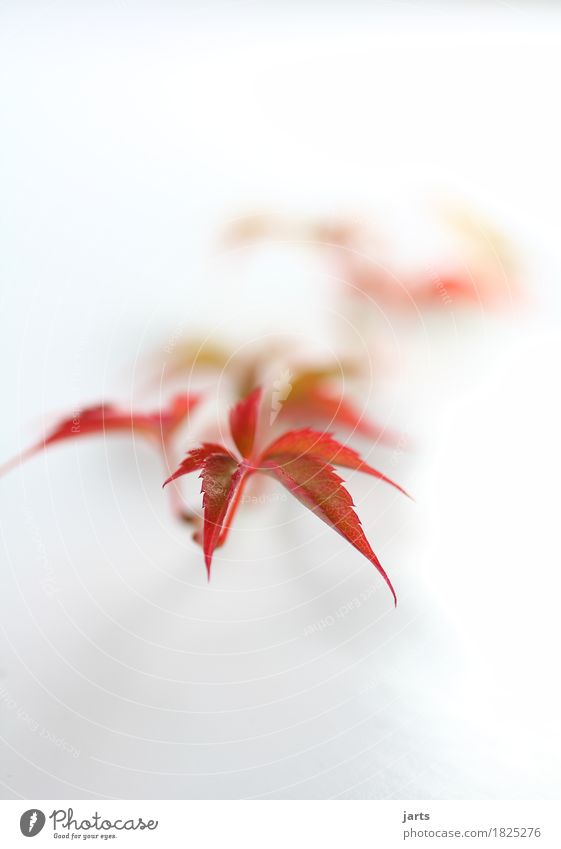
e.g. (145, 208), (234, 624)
(229, 386), (262, 459)
(261, 453), (397, 605)
(280, 387), (400, 445)
(0, 394), (201, 477)
(163, 445), (251, 575)
(262, 428), (410, 498)
(164, 388), (407, 601)
(200, 455), (249, 577)
(163, 443), (232, 487)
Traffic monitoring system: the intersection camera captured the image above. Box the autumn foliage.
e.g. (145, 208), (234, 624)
(1, 377), (407, 603)
(164, 387), (408, 603)
(7, 204), (518, 606)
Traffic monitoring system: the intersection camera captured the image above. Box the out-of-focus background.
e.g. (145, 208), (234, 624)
(1, 2), (560, 800)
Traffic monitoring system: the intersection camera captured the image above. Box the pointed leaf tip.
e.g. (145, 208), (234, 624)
(261, 453), (397, 603)
(1, 395), (202, 479)
(200, 455), (247, 577)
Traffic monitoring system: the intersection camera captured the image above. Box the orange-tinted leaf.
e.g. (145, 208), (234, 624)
(229, 387), (262, 459)
(164, 339), (231, 379)
(288, 365), (358, 396)
(263, 428), (410, 498)
(261, 453), (396, 605)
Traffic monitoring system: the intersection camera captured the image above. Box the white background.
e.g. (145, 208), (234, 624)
(0, 2), (560, 800)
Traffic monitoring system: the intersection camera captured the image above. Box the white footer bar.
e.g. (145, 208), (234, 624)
(1, 800), (559, 848)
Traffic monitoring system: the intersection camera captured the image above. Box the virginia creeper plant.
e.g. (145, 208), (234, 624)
(1, 376), (408, 603)
(0, 206), (517, 617)
(163, 387), (408, 604)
